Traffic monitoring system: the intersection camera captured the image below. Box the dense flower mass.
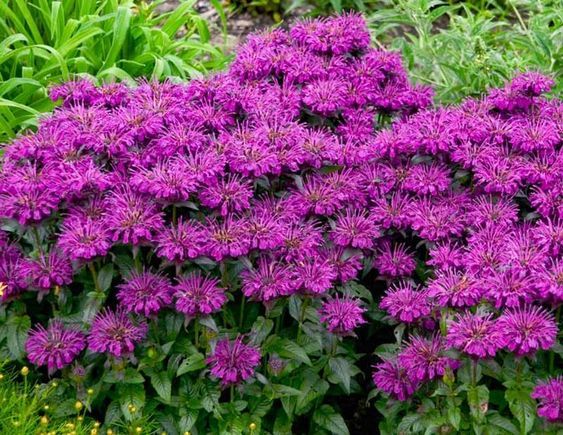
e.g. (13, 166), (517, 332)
(0, 13), (561, 431)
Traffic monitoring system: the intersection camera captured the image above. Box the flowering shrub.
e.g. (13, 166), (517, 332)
(0, 13), (561, 434)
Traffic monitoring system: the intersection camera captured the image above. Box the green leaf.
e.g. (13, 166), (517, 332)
(100, 5), (131, 71)
(249, 316), (273, 346)
(467, 384), (489, 424)
(273, 409), (292, 435)
(487, 412), (519, 435)
(313, 405), (349, 435)
(328, 357), (358, 394)
(177, 352), (205, 376)
(118, 383), (145, 422)
(278, 339), (312, 366)
(506, 388), (535, 434)
(149, 370), (172, 402)
(6, 314), (30, 360)
(103, 368), (145, 384)
(447, 406), (461, 431)
(97, 263), (114, 292)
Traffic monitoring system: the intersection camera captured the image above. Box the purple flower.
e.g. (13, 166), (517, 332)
(536, 258), (563, 304)
(399, 334), (459, 382)
(278, 220), (323, 262)
(486, 267), (537, 309)
(207, 337), (261, 386)
(117, 271), (173, 316)
(88, 309), (147, 358)
(372, 358), (420, 401)
(427, 241), (465, 270)
(58, 218), (111, 262)
(0, 245), (28, 301)
(26, 321), (85, 374)
(467, 195), (519, 230)
(104, 187), (164, 245)
(319, 296), (366, 335)
(446, 312), (501, 359)
(427, 269), (481, 308)
(199, 175), (253, 216)
(156, 218), (204, 263)
(294, 258), (336, 295)
(241, 257), (295, 301)
(0, 185), (59, 225)
(496, 305), (557, 356)
(302, 79), (347, 116)
(370, 192), (413, 230)
(130, 159), (197, 203)
(244, 210), (284, 250)
(380, 282), (431, 323)
(24, 251), (73, 292)
(403, 163), (451, 195)
(320, 246), (363, 283)
(202, 217), (251, 261)
(330, 209), (379, 249)
(373, 241), (416, 278)
(174, 272), (227, 317)
(532, 377), (563, 423)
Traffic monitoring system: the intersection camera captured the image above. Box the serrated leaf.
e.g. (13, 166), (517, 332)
(328, 357), (357, 394)
(313, 404), (349, 435)
(506, 388), (535, 434)
(467, 384), (489, 424)
(177, 352), (205, 376)
(150, 370), (172, 402)
(103, 368), (144, 384)
(97, 263), (114, 292)
(6, 314), (30, 360)
(249, 316), (273, 346)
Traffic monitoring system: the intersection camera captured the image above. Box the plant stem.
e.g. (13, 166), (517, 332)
(88, 262), (101, 293)
(297, 298), (309, 342)
(31, 227), (44, 255)
(239, 296), (246, 329)
(471, 359), (478, 387)
(549, 306), (560, 372)
(133, 246), (141, 272)
(230, 385), (234, 403)
(172, 205), (177, 226)
(194, 319), (200, 348)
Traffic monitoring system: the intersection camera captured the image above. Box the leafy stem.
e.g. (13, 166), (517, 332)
(88, 262), (101, 293)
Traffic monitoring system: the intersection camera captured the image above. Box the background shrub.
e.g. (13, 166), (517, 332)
(0, 0), (229, 142)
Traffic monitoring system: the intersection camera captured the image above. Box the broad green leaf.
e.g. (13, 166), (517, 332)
(467, 384), (489, 424)
(313, 404), (349, 435)
(177, 352), (206, 376)
(149, 370), (172, 402)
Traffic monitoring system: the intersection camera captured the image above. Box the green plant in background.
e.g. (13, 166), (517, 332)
(287, 0), (379, 15)
(368, 0), (562, 103)
(225, 0), (286, 22)
(0, 0), (229, 142)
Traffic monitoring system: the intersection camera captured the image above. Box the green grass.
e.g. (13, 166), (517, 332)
(368, 0), (562, 103)
(0, 0), (230, 142)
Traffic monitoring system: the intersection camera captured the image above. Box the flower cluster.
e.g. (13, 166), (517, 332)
(0, 14), (560, 425)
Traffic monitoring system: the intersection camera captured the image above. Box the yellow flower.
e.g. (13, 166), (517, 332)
(20, 366), (29, 376)
(135, 427), (143, 433)
(249, 422), (257, 431)
(87, 388), (95, 395)
(74, 401), (83, 411)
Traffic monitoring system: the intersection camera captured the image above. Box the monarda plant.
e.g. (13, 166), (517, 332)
(0, 14), (561, 435)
